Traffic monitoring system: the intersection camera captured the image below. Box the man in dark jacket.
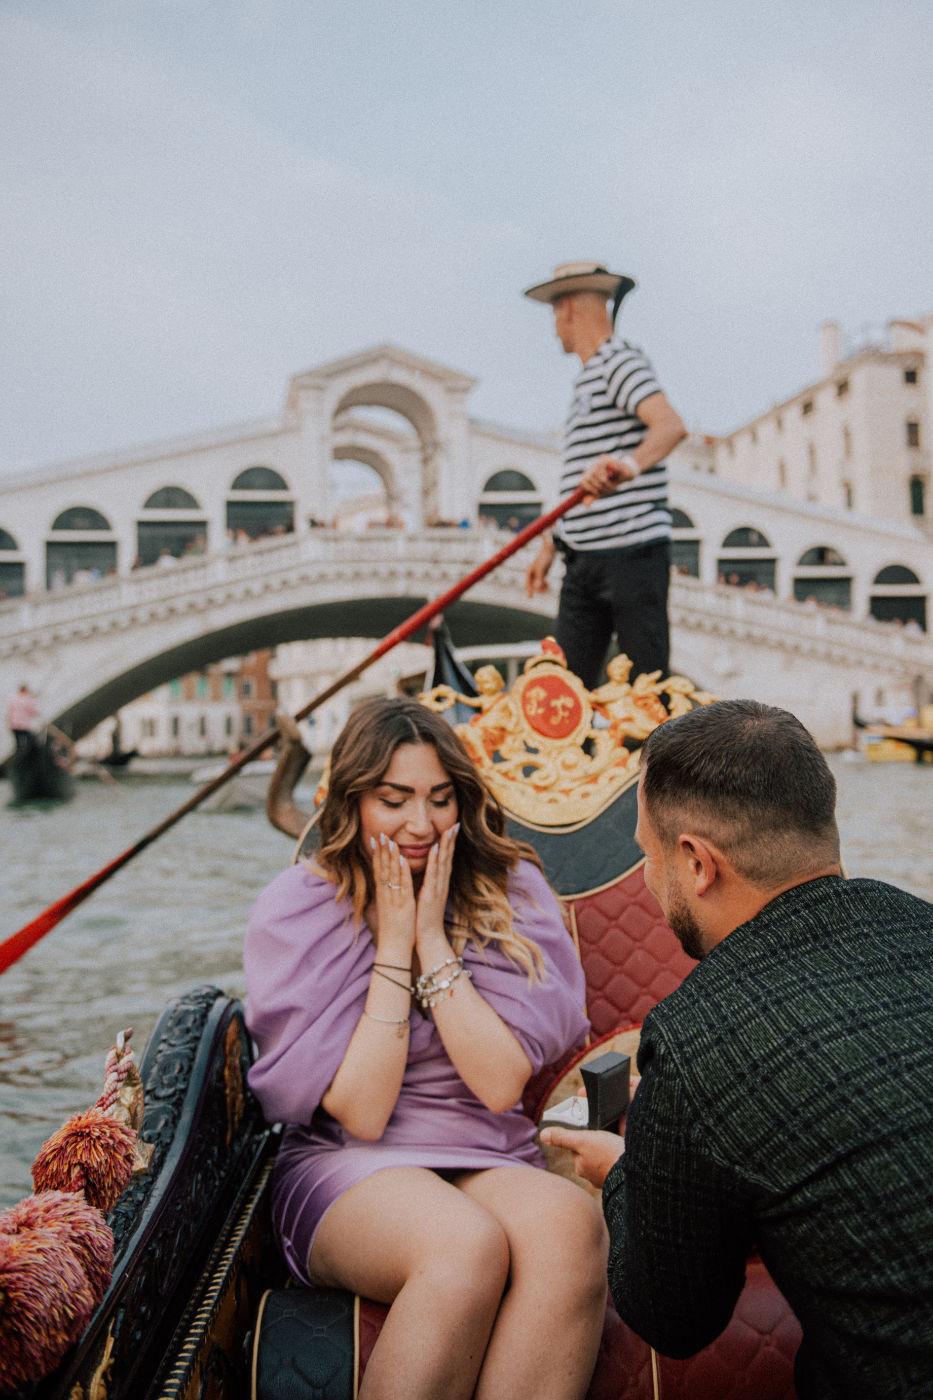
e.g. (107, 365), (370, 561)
(542, 699), (933, 1399)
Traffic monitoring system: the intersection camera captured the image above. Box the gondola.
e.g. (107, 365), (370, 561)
(6, 641), (801, 1400)
(852, 703), (933, 763)
(4, 732), (73, 804)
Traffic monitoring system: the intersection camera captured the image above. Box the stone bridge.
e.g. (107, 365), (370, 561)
(2, 528), (931, 754)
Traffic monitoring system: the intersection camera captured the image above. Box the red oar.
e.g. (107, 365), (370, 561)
(0, 491), (584, 974)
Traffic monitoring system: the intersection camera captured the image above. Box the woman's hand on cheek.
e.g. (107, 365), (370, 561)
(370, 835), (416, 957)
(415, 823), (459, 951)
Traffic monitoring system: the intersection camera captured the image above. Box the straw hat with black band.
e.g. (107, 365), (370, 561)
(523, 261), (636, 324)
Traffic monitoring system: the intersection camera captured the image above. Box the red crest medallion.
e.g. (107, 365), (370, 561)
(520, 674), (583, 740)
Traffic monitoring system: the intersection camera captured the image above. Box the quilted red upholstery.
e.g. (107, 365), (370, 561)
(570, 865), (696, 1036)
(357, 1298), (388, 1382)
(657, 1256), (801, 1400)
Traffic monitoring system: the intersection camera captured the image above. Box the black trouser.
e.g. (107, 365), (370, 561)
(12, 729), (36, 757)
(554, 540), (670, 689)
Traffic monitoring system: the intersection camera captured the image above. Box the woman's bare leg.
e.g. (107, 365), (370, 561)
(309, 1167), (509, 1400)
(454, 1165), (608, 1400)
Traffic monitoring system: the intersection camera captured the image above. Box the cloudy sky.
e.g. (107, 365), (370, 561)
(1, 0), (931, 481)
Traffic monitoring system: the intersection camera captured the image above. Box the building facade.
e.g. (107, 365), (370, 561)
(699, 316), (931, 624)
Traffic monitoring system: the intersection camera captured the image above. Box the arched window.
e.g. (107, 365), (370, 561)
(869, 564), (926, 631)
(670, 507), (700, 577)
(483, 470), (537, 492)
(717, 526), (776, 592)
(722, 526), (771, 548)
(874, 565), (920, 585)
(227, 467), (294, 540)
(794, 545), (851, 609)
(144, 486), (201, 509)
(798, 546), (847, 567)
(0, 527), (24, 597)
(52, 506), (112, 531)
(231, 467), (289, 491)
(47, 507), (116, 588)
(477, 468), (541, 531)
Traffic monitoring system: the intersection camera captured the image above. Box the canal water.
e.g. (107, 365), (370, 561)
(1, 755), (931, 1211)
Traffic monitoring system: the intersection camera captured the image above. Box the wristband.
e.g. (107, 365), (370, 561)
(617, 453), (640, 477)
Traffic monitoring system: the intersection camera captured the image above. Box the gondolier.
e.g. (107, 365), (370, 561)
(7, 682), (38, 756)
(524, 261), (687, 686)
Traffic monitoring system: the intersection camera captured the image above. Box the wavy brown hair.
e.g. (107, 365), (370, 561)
(315, 696), (546, 978)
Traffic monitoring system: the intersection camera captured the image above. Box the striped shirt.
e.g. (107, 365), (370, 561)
(555, 336), (671, 552)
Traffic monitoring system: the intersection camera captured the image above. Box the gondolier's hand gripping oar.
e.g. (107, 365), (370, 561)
(0, 488), (586, 975)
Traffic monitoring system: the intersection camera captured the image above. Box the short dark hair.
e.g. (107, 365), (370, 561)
(640, 700), (839, 886)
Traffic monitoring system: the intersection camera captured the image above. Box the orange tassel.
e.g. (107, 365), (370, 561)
(31, 1107), (136, 1212)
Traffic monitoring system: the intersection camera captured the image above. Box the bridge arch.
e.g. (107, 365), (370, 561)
(332, 378), (441, 524)
(333, 381), (437, 447)
(50, 592), (556, 742)
(331, 444), (397, 524)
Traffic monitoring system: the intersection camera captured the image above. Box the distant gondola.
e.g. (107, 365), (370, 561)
(5, 732), (73, 803)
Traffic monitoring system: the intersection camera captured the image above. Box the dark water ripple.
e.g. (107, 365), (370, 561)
(1, 755), (931, 1209)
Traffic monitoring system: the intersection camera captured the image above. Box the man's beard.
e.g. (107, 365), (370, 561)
(665, 885), (706, 962)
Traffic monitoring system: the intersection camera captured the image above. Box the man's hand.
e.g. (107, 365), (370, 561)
(525, 538), (555, 597)
(539, 1125), (626, 1189)
(579, 454), (636, 504)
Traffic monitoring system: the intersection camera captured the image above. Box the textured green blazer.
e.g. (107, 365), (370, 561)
(603, 876), (933, 1399)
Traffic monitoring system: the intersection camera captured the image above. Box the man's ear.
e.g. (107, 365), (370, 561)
(677, 833), (720, 896)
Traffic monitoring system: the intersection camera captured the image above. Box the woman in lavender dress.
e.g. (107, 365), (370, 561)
(245, 697), (608, 1400)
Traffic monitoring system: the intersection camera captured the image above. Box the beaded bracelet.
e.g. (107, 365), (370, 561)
(415, 957), (472, 1011)
(414, 956), (460, 1002)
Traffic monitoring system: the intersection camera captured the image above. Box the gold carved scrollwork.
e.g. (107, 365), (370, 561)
(421, 642), (716, 826)
(69, 1323), (115, 1400)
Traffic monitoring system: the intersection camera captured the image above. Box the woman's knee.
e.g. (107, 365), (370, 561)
(445, 1209), (510, 1284)
(523, 1185), (608, 1296)
(414, 1209), (510, 1310)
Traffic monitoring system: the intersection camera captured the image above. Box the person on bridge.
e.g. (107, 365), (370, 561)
(6, 683), (38, 756)
(524, 261), (687, 687)
(541, 699), (933, 1399)
(244, 696), (607, 1400)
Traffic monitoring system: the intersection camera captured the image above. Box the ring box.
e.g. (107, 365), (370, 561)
(581, 1050), (631, 1132)
(538, 1050), (631, 1134)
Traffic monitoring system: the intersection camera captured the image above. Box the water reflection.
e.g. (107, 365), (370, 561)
(1, 755), (931, 1209)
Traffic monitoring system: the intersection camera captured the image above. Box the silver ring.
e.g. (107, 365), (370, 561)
(384, 881), (400, 890)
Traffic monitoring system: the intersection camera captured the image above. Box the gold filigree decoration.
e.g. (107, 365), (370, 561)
(420, 640), (716, 826)
(69, 1322), (115, 1400)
